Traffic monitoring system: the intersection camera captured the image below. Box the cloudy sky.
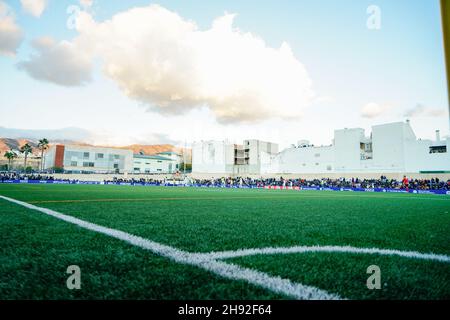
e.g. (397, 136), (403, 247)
(0, 0), (448, 148)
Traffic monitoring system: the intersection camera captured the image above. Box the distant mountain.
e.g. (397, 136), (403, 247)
(118, 144), (181, 155)
(119, 144), (192, 162)
(0, 126), (191, 161)
(0, 127), (91, 141)
(88, 143), (191, 160)
(0, 138), (68, 157)
(1, 138), (191, 162)
(0, 138), (39, 155)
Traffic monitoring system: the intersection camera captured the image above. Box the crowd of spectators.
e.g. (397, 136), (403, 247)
(1, 172), (55, 182)
(103, 177), (164, 185)
(0, 172), (73, 183)
(1, 172), (450, 190)
(189, 176), (450, 191)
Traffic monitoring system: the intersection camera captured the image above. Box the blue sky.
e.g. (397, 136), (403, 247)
(0, 0), (448, 147)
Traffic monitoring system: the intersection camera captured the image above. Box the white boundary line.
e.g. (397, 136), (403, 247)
(0, 195), (340, 300)
(198, 245), (450, 263)
(2, 195), (450, 300)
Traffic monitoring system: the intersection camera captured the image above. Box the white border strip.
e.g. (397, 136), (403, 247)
(0, 195), (340, 300)
(198, 245), (450, 263)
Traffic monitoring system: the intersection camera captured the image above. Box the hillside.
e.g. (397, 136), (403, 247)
(118, 144), (179, 155)
(0, 138), (191, 161)
(0, 138), (39, 155)
(117, 144), (191, 161)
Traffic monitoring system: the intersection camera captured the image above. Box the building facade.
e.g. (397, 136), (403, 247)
(157, 151), (183, 164)
(192, 121), (450, 175)
(44, 145), (182, 174)
(45, 145), (133, 174)
(192, 139), (279, 175)
(133, 154), (179, 174)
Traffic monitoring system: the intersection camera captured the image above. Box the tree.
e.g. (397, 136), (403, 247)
(20, 143), (33, 172)
(180, 162), (192, 173)
(52, 167), (64, 173)
(38, 138), (49, 171)
(4, 150), (18, 171)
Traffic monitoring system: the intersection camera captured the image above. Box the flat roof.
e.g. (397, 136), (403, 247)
(133, 154), (173, 161)
(157, 151), (180, 155)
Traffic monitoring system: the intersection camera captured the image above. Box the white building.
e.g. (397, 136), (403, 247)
(45, 145), (133, 173)
(192, 121), (450, 175)
(44, 145), (184, 174)
(133, 154), (179, 174)
(192, 139), (279, 175)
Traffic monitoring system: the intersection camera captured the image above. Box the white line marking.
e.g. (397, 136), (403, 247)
(198, 245), (450, 263)
(0, 195), (340, 300)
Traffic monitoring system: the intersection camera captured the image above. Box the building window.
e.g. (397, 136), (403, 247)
(83, 152), (90, 158)
(113, 164), (119, 169)
(134, 168), (140, 172)
(429, 146), (447, 154)
(71, 161), (77, 167)
(83, 162), (95, 167)
(96, 153), (104, 159)
(314, 153), (320, 157)
(327, 165), (332, 171)
(113, 154), (120, 160)
(157, 160), (163, 163)
(208, 144), (215, 158)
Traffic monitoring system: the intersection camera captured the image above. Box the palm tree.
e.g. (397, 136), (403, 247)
(38, 138), (49, 171)
(20, 143), (33, 172)
(4, 150), (18, 171)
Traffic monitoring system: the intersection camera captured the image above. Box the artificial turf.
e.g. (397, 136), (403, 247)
(0, 184), (449, 299)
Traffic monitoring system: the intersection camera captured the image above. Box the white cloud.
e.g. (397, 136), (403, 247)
(0, 1), (23, 56)
(404, 104), (447, 118)
(17, 36), (92, 86)
(19, 4), (315, 124)
(20, 0), (48, 17)
(360, 102), (391, 119)
(314, 96), (335, 104)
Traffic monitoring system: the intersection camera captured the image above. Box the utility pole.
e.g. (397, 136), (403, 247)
(183, 140), (187, 175)
(441, 0), (450, 120)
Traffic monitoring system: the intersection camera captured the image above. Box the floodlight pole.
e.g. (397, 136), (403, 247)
(183, 140), (187, 175)
(441, 0), (450, 122)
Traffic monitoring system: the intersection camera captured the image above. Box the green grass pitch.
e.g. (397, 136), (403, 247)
(0, 184), (449, 300)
